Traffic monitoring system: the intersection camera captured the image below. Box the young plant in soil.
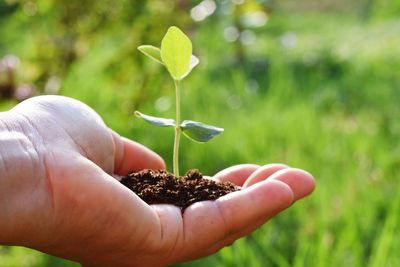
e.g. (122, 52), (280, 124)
(120, 26), (239, 210)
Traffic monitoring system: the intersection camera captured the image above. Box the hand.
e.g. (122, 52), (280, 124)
(0, 96), (315, 267)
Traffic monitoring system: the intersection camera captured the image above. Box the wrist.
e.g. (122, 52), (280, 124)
(0, 110), (46, 245)
(0, 110), (33, 170)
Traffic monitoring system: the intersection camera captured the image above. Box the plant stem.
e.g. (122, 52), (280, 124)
(173, 79), (181, 177)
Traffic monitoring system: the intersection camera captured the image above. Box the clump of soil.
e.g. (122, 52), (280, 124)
(120, 169), (240, 210)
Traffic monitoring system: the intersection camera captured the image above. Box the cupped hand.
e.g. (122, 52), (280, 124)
(1, 96), (315, 267)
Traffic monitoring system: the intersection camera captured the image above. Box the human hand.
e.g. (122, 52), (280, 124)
(0, 96), (315, 266)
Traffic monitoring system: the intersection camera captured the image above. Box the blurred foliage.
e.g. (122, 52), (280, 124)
(1, 0), (400, 266)
(0, 0), (192, 101)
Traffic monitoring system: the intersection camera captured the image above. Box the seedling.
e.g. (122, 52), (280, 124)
(136, 26), (223, 177)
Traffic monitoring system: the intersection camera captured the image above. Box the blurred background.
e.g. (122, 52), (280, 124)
(1, 0), (400, 266)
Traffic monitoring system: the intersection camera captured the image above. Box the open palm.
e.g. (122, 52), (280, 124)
(3, 96), (314, 266)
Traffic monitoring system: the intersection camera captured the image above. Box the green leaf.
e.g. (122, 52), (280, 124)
(135, 111), (175, 127)
(161, 26), (192, 80)
(137, 45), (164, 64)
(181, 120), (224, 143)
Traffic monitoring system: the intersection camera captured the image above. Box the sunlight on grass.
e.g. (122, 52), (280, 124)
(1, 3), (400, 266)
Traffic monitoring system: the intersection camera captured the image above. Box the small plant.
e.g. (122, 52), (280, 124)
(121, 27), (237, 209)
(136, 26), (223, 177)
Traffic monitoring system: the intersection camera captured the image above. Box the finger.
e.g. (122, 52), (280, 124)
(179, 180), (294, 261)
(188, 169), (314, 259)
(267, 168), (315, 201)
(203, 207), (284, 256)
(213, 164), (260, 186)
(242, 163), (289, 188)
(213, 168), (315, 250)
(111, 130), (165, 175)
(185, 210), (279, 261)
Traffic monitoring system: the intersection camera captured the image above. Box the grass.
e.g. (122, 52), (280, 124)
(0, 247), (77, 267)
(1, 11), (400, 267)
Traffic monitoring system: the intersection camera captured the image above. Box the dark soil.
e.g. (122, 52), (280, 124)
(120, 169), (240, 210)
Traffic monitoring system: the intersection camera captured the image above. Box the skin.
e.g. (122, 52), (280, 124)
(0, 95), (315, 267)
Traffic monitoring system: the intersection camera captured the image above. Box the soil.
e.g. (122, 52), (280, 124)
(120, 169), (240, 211)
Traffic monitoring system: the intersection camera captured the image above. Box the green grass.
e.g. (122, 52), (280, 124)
(0, 247), (77, 267)
(1, 10), (400, 267)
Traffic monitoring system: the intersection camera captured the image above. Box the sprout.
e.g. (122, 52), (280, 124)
(136, 26), (223, 177)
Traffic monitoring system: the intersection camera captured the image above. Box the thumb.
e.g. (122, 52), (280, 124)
(111, 130), (165, 175)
